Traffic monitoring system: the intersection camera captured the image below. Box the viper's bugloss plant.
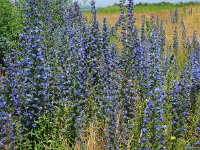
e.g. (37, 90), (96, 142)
(173, 26), (179, 55)
(0, 39), (17, 149)
(0, 0), (199, 149)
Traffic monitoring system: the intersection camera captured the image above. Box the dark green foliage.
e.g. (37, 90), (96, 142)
(0, 0), (23, 44)
(0, 0), (23, 69)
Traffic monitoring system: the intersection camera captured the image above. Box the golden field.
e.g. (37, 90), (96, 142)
(84, 3), (200, 70)
(85, 4), (200, 42)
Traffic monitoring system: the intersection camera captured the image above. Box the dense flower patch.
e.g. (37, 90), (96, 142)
(0, 0), (199, 149)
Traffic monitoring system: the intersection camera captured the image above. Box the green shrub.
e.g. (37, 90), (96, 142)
(0, 0), (23, 68)
(0, 0), (23, 46)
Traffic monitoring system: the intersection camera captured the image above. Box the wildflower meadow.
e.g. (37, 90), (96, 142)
(0, 0), (199, 149)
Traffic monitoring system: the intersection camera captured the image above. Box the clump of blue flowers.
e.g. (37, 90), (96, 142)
(0, 0), (199, 149)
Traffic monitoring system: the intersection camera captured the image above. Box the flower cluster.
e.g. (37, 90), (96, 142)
(0, 0), (199, 149)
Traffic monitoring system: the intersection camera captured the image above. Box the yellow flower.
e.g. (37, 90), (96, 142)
(171, 136), (176, 140)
